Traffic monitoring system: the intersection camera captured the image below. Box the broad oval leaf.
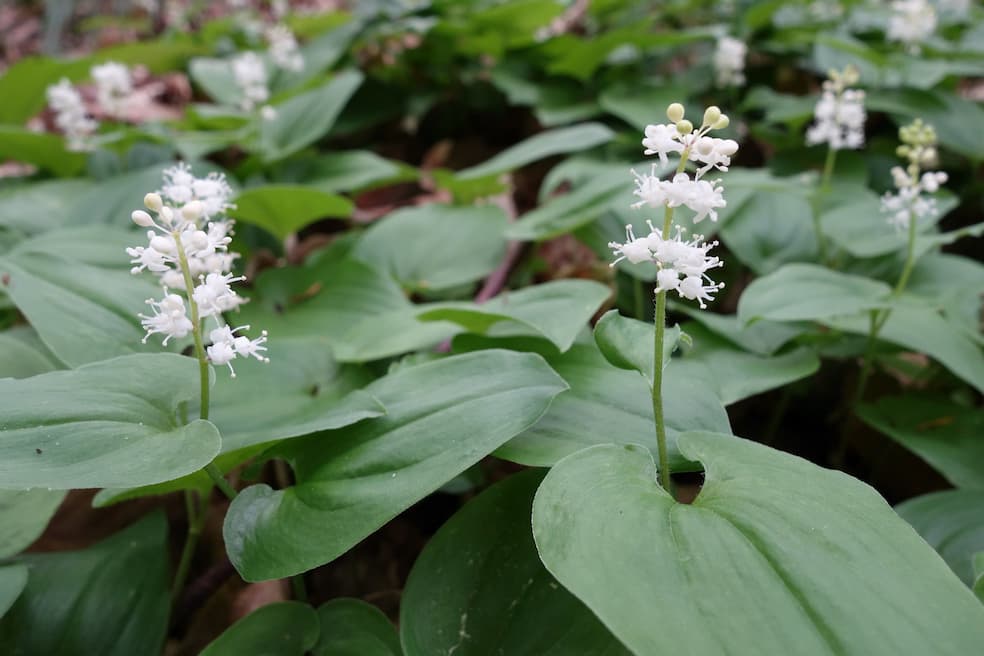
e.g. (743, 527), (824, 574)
(738, 263), (891, 324)
(896, 490), (984, 587)
(0, 489), (65, 558)
(858, 396), (984, 490)
(259, 70), (363, 162)
(230, 185), (354, 240)
(352, 204), (508, 293)
(313, 599), (401, 656)
(0, 564), (28, 618)
(533, 434), (984, 655)
(593, 310), (681, 383)
(0, 354), (221, 489)
(456, 123), (614, 180)
(401, 469), (631, 656)
(223, 349), (568, 580)
(418, 279), (611, 353)
(0, 253), (161, 367)
(200, 601), (320, 656)
(0, 513), (170, 655)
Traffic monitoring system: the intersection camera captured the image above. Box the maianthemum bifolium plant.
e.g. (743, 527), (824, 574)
(0, 1), (983, 654)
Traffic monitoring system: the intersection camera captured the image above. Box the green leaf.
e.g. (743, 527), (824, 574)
(593, 310), (679, 384)
(458, 337), (731, 471)
(896, 490), (984, 587)
(188, 57), (241, 106)
(738, 263), (891, 324)
(313, 599), (401, 656)
(259, 70), (363, 161)
(858, 396), (984, 489)
(208, 337), (384, 453)
(0, 253), (160, 367)
(0, 513), (170, 655)
(351, 204), (508, 292)
(0, 489), (65, 558)
(0, 179), (91, 234)
(223, 349), (567, 580)
(0, 328), (61, 379)
(295, 150), (407, 193)
(401, 470), (630, 656)
(456, 123), (614, 180)
(599, 84), (689, 132)
(825, 303), (984, 393)
(506, 170), (626, 241)
(0, 564), (28, 618)
(0, 126), (88, 177)
(230, 185), (354, 240)
(668, 305), (805, 356)
(907, 253), (984, 336)
(0, 354), (221, 489)
(200, 602), (320, 656)
(533, 435), (984, 655)
(418, 280), (611, 353)
(866, 88), (984, 161)
(236, 258), (458, 362)
(671, 322), (819, 405)
(822, 188), (959, 258)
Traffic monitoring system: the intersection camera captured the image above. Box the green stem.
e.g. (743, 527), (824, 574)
(811, 147), (838, 264)
(853, 207), (919, 405)
(172, 491), (208, 602)
(650, 148), (691, 497)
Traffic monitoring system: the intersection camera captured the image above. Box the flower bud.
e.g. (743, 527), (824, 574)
(702, 106), (721, 127)
(181, 200), (204, 223)
(131, 210), (155, 227)
(667, 103), (685, 123)
(713, 114), (730, 130)
(675, 119), (693, 135)
(144, 193), (163, 212)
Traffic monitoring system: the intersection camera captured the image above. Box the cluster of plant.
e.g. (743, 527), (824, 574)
(0, 0), (983, 653)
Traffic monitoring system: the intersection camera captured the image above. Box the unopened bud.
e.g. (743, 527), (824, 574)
(702, 106), (721, 127)
(144, 193), (163, 212)
(676, 119), (694, 135)
(131, 210), (155, 227)
(667, 103), (685, 123)
(181, 200), (204, 222)
(713, 114), (730, 130)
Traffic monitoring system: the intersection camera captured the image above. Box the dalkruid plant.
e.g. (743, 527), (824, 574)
(1, 1), (984, 653)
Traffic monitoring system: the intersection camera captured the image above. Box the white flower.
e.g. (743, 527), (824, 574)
(641, 124), (685, 165)
(265, 24), (304, 72)
(260, 105), (278, 121)
(45, 78), (97, 151)
(206, 324), (269, 377)
(161, 163), (235, 220)
(888, 0), (937, 51)
(231, 51), (270, 111)
(193, 272), (247, 317)
(90, 61), (132, 117)
(806, 70), (866, 150)
(139, 293), (193, 345)
(713, 36), (747, 88)
(660, 173), (727, 223)
(691, 136), (739, 175)
(608, 224), (655, 265)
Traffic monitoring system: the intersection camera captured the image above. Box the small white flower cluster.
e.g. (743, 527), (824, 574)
(806, 65), (866, 150)
(881, 119), (948, 231)
(45, 79), (97, 151)
(713, 36), (747, 88)
(91, 61), (133, 118)
(888, 0), (937, 51)
(609, 104), (736, 308)
(265, 24), (304, 72)
(232, 51), (272, 114)
(127, 164), (268, 377)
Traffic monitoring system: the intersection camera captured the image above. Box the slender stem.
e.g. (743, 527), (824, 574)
(811, 147), (838, 264)
(172, 231), (210, 421)
(650, 148), (691, 497)
(853, 207), (920, 405)
(291, 574), (309, 602)
(172, 491), (208, 602)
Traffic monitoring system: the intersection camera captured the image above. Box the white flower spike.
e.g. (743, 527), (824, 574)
(126, 164), (268, 377)
(45, 78), (97, 151)
(881, 119), (948, 231)
(806, 65), (866, 151)
(612, 102), (735, 309)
